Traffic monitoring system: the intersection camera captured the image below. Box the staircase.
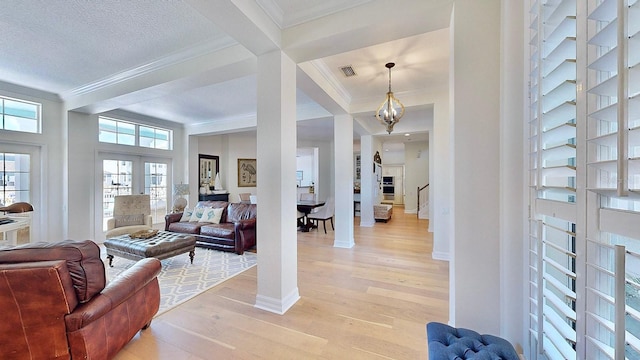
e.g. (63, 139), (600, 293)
(417, 184), (429, 219)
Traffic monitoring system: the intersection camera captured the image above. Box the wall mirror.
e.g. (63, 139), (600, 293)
(199, 154), (219, 188)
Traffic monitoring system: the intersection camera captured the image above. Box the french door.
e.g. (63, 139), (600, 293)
(98, 154), (171, 235)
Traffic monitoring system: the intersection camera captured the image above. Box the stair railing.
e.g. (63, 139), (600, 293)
(417, 183), (429, 218)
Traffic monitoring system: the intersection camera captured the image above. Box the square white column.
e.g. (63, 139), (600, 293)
(333, 114), (354, 248)
(254, 50), (300, 314)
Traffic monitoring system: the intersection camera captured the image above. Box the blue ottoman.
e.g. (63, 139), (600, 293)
(427, 322), (519, 360)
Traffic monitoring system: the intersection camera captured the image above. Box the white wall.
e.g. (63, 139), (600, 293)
(382, 149), (404, 165)
(500, 0), (525, 349)
(450, 0), (502, 334)
(404, 141), (429, 214)
(296, 152), (314, 187)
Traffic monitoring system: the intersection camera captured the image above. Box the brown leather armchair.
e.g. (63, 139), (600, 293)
(0, 240), (161, 360)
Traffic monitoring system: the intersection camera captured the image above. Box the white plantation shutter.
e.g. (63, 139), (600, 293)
(586, 0), (640, 358)
(529, 0), (578, 358)
(528, 0), (640, 359)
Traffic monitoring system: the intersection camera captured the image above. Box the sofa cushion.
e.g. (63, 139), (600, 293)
(195, 201), (229, 222)
(167, 221), (203, 234)
(199, 207), (224, 224)
(180, 208), (194, 222)
(200, 223), (235, 239)
(189, 207), (207, 222)
(0, 240), (105, 303)
(227, 203), (257, 222)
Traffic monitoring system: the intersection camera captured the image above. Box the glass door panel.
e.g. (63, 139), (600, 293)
(102, 159), (133, 231)
(144, 161), (168, 224)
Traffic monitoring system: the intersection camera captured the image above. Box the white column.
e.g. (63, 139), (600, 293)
(450, 0), (501, 334)
(359, 135), (375, 227)
(334, 114), (354, 248)
(431, 97), (450, 261)
(254, 50), (300, 314)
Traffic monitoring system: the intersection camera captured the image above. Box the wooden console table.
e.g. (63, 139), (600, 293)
(199, 193), (229, 202)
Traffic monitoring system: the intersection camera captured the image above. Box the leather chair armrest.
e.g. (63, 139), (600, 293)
(165, 212), (183, 230)
(65, 258), (161, 331)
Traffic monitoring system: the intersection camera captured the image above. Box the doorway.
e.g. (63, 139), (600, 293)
(98, 154), (171, 238)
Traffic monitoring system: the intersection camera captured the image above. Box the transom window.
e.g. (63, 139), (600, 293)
(98, 116), (172, 150)
(0, 96), (41, 134)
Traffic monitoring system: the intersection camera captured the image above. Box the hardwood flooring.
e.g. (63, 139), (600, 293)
(114, 208), (449, 360)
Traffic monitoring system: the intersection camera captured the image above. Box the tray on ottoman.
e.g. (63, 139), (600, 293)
(104, 230), (196, 267)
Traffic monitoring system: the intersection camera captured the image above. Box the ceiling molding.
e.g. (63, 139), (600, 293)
(307, 59), (352, 105)
(61, 37), (237, 99)
(255, 0), (284, 29)
(281, 0), (373, 28)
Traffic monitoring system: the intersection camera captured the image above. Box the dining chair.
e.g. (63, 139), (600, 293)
(299, 193), (315, 201)
(238, 193), (251, 202)
(307, 197), (334, 234)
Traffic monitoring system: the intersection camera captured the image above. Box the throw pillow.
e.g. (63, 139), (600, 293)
(114, 214), (144, 228)
(180, 208), (194, 222)
(199, 207), (224, 224)
(189, 207), (206, 222)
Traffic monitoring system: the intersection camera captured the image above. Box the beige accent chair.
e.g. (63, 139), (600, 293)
(238, 193), (251, 202)
(105, 195), (152, 238)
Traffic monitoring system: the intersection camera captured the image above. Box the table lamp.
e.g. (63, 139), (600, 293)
(173, 184), (189, 213)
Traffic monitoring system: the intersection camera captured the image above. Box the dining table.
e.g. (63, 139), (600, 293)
(297, 199), (325, 232)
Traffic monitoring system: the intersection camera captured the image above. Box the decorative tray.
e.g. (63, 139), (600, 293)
(129, 229), (158, 239)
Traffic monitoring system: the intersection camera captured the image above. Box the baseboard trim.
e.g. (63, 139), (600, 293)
(432, 251), (450, 261)
(255, 288), (300, 315)
(334, 239), (354, 248)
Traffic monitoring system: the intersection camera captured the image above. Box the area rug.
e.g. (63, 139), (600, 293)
(104, 248), (257, 316)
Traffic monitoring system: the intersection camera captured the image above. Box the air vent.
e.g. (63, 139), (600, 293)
(339, 65), (357, 77)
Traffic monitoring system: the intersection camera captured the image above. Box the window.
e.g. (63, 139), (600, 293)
(0, 96), (40, 134)
(528, 0), (578, 358)
(144, 162), (168, 222)
(140, 125), (170, 150)
(0, 153), (30, 205)
(528, 0), (640, 359)
(99, 116), (172, 150)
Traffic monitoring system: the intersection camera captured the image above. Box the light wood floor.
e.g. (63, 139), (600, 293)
(115, 208), (449, 360)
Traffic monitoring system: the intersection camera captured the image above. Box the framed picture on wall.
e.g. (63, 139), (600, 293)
(238, 158), (257, 187)
(199, 154), (219, 187)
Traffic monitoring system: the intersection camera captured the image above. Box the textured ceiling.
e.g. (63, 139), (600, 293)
(0, 0), (452, 145)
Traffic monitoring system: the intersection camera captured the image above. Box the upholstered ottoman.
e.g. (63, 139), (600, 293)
(104, 231), (196, 267)
(427, 322), (519, 360)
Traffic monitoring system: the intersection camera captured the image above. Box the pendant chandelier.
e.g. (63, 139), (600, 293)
(375, 62), (405, 134)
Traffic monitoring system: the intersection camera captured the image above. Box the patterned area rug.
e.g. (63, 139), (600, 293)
(104, 247), (257, 316)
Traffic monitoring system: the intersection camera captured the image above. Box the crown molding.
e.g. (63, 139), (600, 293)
(61, 37), (237, 100)
(255, 0), (284, 29)
(308, 59), (352, 105)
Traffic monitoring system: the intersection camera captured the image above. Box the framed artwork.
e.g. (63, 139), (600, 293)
(238, 158), (257, 187)
(199, 154), (219, 188)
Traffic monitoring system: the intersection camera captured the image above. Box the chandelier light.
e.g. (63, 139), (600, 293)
(376, 62), (405, 134)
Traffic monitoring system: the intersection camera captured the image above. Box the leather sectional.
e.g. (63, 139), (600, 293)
(164, 201), (256, 255)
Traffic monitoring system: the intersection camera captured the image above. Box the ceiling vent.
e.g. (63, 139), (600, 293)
(339, 65), (357, 77)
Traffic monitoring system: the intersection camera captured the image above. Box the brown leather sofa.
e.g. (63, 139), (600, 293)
(0, 240), (161, 360)
(165, 201), (256, 255)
